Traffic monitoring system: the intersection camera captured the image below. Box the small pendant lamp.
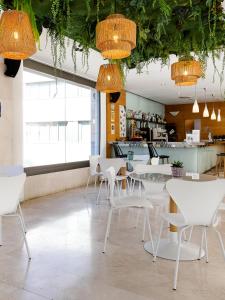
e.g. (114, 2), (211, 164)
(217, 109), (221, 122)
(192, 86), (199, 113)
(96, 14), (136, 59)
(211, 107), (216, 120)
(203, 88), (209, 117)
(96, 64), (123, 93)
(0, 10), (36, 60)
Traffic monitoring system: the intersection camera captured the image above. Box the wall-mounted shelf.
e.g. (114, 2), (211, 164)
(126, 117), (166, 126)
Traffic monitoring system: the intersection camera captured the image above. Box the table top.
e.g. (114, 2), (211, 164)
(129, 172), (216, 183)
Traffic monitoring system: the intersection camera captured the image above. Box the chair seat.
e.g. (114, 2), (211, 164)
(92, 171), (103, 176)
(217, 153), (225, 157)
(146, 191), (169, 206)
(159, 155), (169, 159)
(162, 212), (187, 227)
(116, 175), (128, 181)
(112, 195), (153, 209)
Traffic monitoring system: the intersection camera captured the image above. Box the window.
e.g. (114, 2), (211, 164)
(23, 69), (100, 167)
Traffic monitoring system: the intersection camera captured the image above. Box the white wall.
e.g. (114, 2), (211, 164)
(126, 92), (165, 117)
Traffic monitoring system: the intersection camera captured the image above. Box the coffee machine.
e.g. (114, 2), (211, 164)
(152, 127), (168, 141)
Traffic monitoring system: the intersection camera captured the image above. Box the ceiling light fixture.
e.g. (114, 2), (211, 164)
(96, 14), (136, 59)
(203, 88), (209, 117)
(96, 63), (123, 93)
(171, 57), (202, 86)
(217, 109), (221, 122)
(192, 86), (199, 113)
(0, 10), (36, 60)
(211, 107), (216, 120)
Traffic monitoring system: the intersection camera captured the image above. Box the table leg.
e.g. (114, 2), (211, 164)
(120, 166), (126, 195)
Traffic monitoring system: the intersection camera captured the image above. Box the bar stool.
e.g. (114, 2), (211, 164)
(112, 143), (127, 158)
(216, 153), (225, 176)
(147, 143), (169, 164)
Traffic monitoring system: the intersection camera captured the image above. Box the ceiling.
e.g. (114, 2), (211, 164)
(32, 1), (225, 106)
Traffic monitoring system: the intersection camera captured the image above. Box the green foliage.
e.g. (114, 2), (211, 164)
(12, 0), (40, 43)
(171, 161), (184, 168)
(2, 0), (225, 77)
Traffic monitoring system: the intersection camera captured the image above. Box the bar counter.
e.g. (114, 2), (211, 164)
(110, 141), (225, 173)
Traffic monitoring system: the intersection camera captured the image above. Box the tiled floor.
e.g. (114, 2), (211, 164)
(0, 186), (225, 300)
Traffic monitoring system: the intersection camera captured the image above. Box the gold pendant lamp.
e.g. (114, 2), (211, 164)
(0, 10), (36, 60)
(171, 58), (202, 86)
(96, 14), (136, 59)
(96, 64), (123, 93)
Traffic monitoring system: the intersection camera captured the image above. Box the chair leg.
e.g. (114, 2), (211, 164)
(17, 214), (31, 260)
(198, 227), (205, 260)
(142, 211), (146, 242)
(204, 227), (209, 263)
(18, 203), (27, 234)
(173, 227), (185, 290)
(214, 228), (225, 261)
(187, 226), (193, 242)
(153, 219), (164, 262)
(145, 208), (155, 255)
(85, 175), (91, 197)
(96, 180), (103, 205)
(0, 216), (2, 246)
(102, 208), (113, 253)
(94, 175), (97, 188)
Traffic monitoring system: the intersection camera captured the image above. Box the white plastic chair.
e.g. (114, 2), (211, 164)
(0, 165), (27, 242)
(97, 158), (128, 204)
(0, 173), (31, 259)
(86, 155), (103, 193)
(154, 178), (225, 290)
(102, 167), (154, 253)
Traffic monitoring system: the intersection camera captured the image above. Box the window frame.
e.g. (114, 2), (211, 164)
(23, 60), (100, 176)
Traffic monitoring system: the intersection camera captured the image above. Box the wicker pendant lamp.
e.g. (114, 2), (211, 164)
(175, 75), (197, 86)
(96, 64), (123, 93)
(171, 58), (202, 86)
(0, 10), (36, 60)
(96, 14), (136, 59)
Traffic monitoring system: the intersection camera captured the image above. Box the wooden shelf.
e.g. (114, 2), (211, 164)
(126, 117), (166, 126)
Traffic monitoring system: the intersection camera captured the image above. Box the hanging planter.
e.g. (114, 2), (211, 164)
(96, 14), (136, 59)
(96, 63), (123, 93)
(0, 10), (37, 60)
(171, 58), (202, 86)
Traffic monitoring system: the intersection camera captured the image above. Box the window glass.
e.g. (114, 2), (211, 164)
(23, 69), (100, 167)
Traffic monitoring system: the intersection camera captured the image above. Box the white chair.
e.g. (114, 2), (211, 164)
(97, 158), (128, 204)
(86, 155), (103, 194)
(154, 178), (225, 290)
(102, 167), (154, 253)
(0, 165), (27, 237)
(0, 173), (31, 259)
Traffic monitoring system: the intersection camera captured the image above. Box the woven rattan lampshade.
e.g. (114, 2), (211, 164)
(0, 10), (36, 60)
(175, 75), (197, 86)
(96, 14), (136, 59)
(171, 59), (202, 86)
(96, 64), (123, 93)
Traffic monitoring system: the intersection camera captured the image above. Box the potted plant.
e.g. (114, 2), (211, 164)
(171, 161), (184, 177)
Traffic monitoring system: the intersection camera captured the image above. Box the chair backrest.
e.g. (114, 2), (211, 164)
(134, 163), (172, 175)
(105, 167), (116, 206)
(99, 158), (126, 177)
(151, 157), (159, 165)
(166, 178), (225, 226)
(89, 155), (100, 175)
(147, 143), (158, 158)
(0, 173), (26, 215)
(0, 165), (25, 201)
